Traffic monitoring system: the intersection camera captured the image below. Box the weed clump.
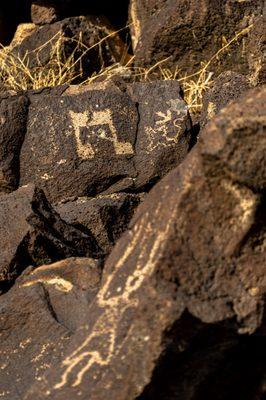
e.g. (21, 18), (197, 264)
(0, 24), (253, 115)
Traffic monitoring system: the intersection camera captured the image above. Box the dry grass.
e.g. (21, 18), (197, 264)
(0, 26), (129, 91)
(0, 23), (253, 114)
(0, 32), (79, 90)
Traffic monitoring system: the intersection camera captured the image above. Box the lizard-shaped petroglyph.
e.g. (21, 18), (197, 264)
(53, 200), (176, 390)
(69, 109), (134, 160)
(145, 99), (188, 153)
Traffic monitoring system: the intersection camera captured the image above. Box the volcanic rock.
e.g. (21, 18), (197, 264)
(200, 71), (251, 128)
(31, 1), (58, 25)
(20, 82), (138, 201)
(0, 257), (102, 400)
(20, 80), (191, 202)
(247, 15), (266, 86)
(0, 184), (101, 292)
(8, 23), (37, 48)
(0, 94), (29, 193)
(131, 0), (264, 77)
(55, 193), (144, 255)
(24, 87), (266, 399)
(129, 0), (167, 50)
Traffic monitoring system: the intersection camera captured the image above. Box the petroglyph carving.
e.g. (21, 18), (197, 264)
(22, 277), (74, 293)
(145, 99), (188, 153)
(53, 202), (175, 390)
(69, 109), (134, 160)
(69, 111), (95, 160)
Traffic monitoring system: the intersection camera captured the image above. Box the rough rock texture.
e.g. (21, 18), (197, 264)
(129, 0), (167, 50)
(0, 257), (102, 400)
(132, 0), (264, 77)
(8, 23), (37, 48)
(0, 94), (29, 193)
(31, 1), (58, 25)
(247, 15), (266, 86)
(200, 71), (251, 128)
(23, 87), (266, 399)
(55, 193), (144, 255)
(20, 80), (191, 202)
(11, 16), (125, 79)
(0, 184), (101, 292)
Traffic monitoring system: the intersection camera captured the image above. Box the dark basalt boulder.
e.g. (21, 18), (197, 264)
(55, 192), (144, 256)
(0, 257), (102, 400)
(0, 93), (29, 193)
(19, 80), (191, 202)
(200, 71), (251, 128)
(0, 184), (101, 293)
(129, 0), (167, 50)
(131, 0), (264, 77)
(20, 82), (138, 201)
(24, 87), (266, 400)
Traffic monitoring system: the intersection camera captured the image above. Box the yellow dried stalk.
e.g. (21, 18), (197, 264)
(0, 26), (128, 91)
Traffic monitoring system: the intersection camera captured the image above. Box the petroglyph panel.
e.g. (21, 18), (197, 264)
(23, 87), (266, 400)
(20, 84), (138, 202)
(19, 81), (191, 202)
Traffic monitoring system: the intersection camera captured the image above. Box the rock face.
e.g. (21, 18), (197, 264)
(31, 1), (59, 25)
(129, 0), (167, 50)
(55, 193), (144, 255)
(128, 81), (192, 190)
(19, 80), (191, 202)
(0, 94), (29, 193)
(131, 0), (264, 76)
(200, 71), (251, 128)
(8, 23), (37, 48)
(23, 87), (266, 399)
(247, 16), (266, 86)
(20, 82), (138, 201)
(0, 257), (102, 400)
(0, 184), (101, 292)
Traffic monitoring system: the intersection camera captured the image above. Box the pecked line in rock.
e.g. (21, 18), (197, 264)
(22, 87), (266, 399)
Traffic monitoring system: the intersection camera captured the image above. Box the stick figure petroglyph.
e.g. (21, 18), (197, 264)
(145, 98), (188, 153)
(69, 109), (134, 160)
(52, 201), (175, 391)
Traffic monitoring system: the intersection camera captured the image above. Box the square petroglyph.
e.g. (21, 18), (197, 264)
(69, 109), (134, 160)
